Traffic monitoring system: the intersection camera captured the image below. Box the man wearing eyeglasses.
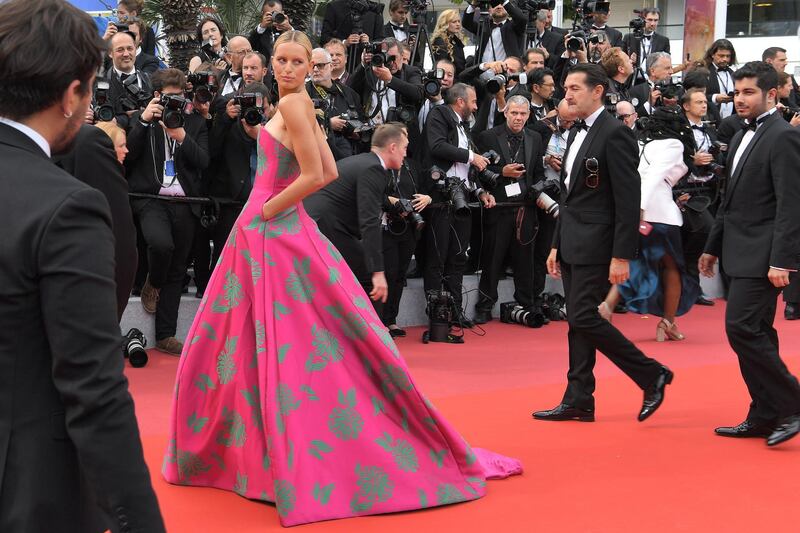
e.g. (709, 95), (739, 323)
(533, 63), (673, 424)
(219, 36), (253, 96)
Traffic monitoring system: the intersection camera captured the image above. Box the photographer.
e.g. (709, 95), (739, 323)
(306, 47), (364, 159)
(460, 56), (528, 133)
(106, 0), (156, 56)
(462, 0), (527, 64)
(125, 68), (209, 355)
(528, 9), (564, 67)
(703, 39), (737, 120)
(525, 47), (547, 70)
(321, 0), (384, 55)
(348, 37), (424, 133)
(601, 46), (634, 102)
(305, 123), (412, 311)
(528, 66), (557, 120)
(384, 0), (411, 42)
(382, 153), (431, 337)
(473, 95), (547, 324)
(189, 16), (229, 73)
(104, 30), (152, 128)
(417, 58), (456, 137)
(588, 4), (622, 47)
(325, 38), (350, 84)
(218, 36), (253, 97)
(586, 30), (612, 64)
(103, 17), (159, 76)
(629, 51), (676, 117)
(423, 83), (496, 327)
(248, 0), (293, 64)
(622, 7), (670, 79)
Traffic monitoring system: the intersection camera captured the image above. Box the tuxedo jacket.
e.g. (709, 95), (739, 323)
(715, 113), (746, 145)
(422, 103), (470, 181)
(0, 123), (164, 532)
(248, 26), (278, 64)
(592, 25), (623, 47)
(383, 21), (410, 40)
(536, 29), (566, 68)
(321, 0), (384, 44)
(705, 111), (800, 277)
(208, 105), (257, 202)
(475, 124), (546, 210)
(461, 3), (527, 63)
(431, 34), (467, 75)
(705, 63), (735, 100)
(306, 80), (364, 160)
(104, 68), (152, 129)
(304, 152), (389, 273)
(347, 63), (424, 123)
(473, 82), (531, 133)
(553, 109), (641, 264)
(622, 32), (670, 58)
(135, 52), (159, 75)
(124, 112), (210, 215)
(54, 125), (137, 320)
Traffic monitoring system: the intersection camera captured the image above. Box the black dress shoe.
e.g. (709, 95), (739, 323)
(388, 327), (406, 338)
(473, 309), (492, 324)
(785, 303), (799, 321)
(767, 414), (800, 447)
(613, 303), (628, 314)
(533, 403), (595, 422)
(696, 295), (715, 306)
(714, 420), (774, 438)
(638, 366), (673, 422)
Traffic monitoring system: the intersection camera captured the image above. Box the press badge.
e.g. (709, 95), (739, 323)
(163, 159), (176, 186)
(505, 182), (522, 197)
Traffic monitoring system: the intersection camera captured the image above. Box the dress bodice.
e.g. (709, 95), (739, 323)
(253, 127), (301, 197)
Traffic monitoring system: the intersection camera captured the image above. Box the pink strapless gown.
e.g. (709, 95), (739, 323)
(162, 128), (522, 526)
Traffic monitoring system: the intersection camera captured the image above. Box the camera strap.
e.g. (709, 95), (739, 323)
(162, 136), (178, 188)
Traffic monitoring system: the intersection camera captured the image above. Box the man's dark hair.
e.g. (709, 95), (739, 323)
(682, 67), (710, 91)
(389, 0), (406, 12)
(196, 16), (228, 46)
(244, 51), (268, 68)
(445, 82), (473, 105)
(0, 0), (104, 120)
(641, 7), (661, 18)
(703, 39), (737, 67)
(762, 47), (786, 62)
(526, 48), (547, 63)
(261, 0), (283, 14)
(680, 86), (706, 108)
(530, 67), (554, 87)
(733, 61), (778, 93)
(151, 68), (187, 92)
(567, 63), (608, 97)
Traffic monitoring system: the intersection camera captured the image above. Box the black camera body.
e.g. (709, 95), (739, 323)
(530, 179), (560, 217)
(367, 41), (394, 67)
(339, 111), (374, 143)
(123, 328), (148, 368)
(629, 12), (646, 38)
(524, 0), (556, 10)
(654, 80), (683, 101)
(159, 94), (190, 129)
(201, 39), (226, 61)
(386, 104), (416, 124)
(186, 71), (218, 104)
(431, 167), (471, 214)
(500, 301), (545, 328)
(469, 150), (501, 190)
(566, 30), (586, 52)
(391, 198), (426, 232)
(273, 12), (287, 25)
(423, 289), (464, 343)
(114, 21), (130, 34)
(782, 106), (800, 121)
(423, 68), (444, 98)
(93, 80), (114, 122)
(486, 71), (528, 94)
(234, 92), (265, 126)
(697, 140), (727, 177)
(119, 75), (152, 112)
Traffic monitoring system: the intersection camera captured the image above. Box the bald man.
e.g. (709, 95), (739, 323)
(220, 36), (253, 96)
(616, 100), (638, 129)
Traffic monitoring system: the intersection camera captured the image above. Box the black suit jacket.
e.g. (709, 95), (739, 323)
(304, 152), (389, 273)
(135, 52), (159, 75)
(553, 109), (640, 264)
(248, 26), (279, 64)
(431, 34), (467, 75)
(347, 63), (424, 132)
(124, 112), (210, 215)
(537, 29), (566, 68)
(0, 123), (164, 532)
(104, 68), (152, 129)
(716, 113), (746, 145)
(423, 103), (470, 179)
(462, 4), (527, 63)
(321, 0), (384, 44)
(208, 104), (257, 202)
(705, 111), (800, 276)
(622, 31), (670, 58)
(629, 81), (653, 117)
(592, 25), (623, 47)
(54, 125), (137, 320)
(475, 124), (546, 207)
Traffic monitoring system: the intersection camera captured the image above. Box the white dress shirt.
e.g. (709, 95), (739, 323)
(466, 2), (511, 63)
(221, 70), (243, 96)
(0, 116), (51, 156)
(564, 106), (604, 189)
(544, 124), (568, 182)
(731, 108), (777, 173)
(368, 81), (397, 125)
(639, 138), (688, 225)
(389, 23), (408, 42)
(714, 65), (735, 119)
(448, 107), (472, 183)
(689, 119), (710, 151)
(418, 98), (443, 133)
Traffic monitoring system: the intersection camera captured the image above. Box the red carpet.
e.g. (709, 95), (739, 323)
(127, 303), (800, 532)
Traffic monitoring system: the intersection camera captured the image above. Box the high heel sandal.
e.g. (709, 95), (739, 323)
(656, 318), (685, 342)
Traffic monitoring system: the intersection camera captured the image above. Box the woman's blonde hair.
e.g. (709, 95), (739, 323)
(273, 30), (312, 60)
(431, 9), (464, 61)
(95, 121), (125, 145)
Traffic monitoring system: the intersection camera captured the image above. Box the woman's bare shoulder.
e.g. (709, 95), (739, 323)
(278, 92), (312, 111)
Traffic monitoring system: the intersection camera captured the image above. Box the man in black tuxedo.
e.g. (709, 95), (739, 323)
(422, 83), (496, 326)
(622, 8), (670, 85)
(703, 39), (737, 120)
(588, 7), (623, 47)
(218, 36), (253, 97)
(105, 30), (152, 128)
(629, 51), (675, 117)
(600, 46), (634, 102)
(700, 61), (800, 446)
(462, 0), (527, 64)
(55, 124), (137, 319)
(0, 1), (164, 530)
(248, 0), (293, 65)
(527, 9), (565, 68)
(473, 95), (546, 323)
(305, 123), (410, 308)
(460, 56), (528, 134)
(321, 0), (384, 50)
(128, 18), (160, 75)
(126, 68), (210, 355)
(384, 0), (411, 42)
(534, 63), (672, 423)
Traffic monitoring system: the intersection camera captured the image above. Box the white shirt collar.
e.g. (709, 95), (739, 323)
(114, 66), (136, 77)
(584, 105), (604, 128)
(374, 151), (387, 170)
(136, 46), (142, 57)
(0, 116), (51, 156)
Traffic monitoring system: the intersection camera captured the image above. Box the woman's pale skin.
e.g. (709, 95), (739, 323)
(189, 21), (227, 72)
(114, 133), (128, 163)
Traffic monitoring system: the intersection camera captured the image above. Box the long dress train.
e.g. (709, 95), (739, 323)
(162, 127), (522, 526)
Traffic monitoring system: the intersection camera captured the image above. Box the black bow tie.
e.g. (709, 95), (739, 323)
(460, 120), (470, 130)
(591, 25), (606, 30)
(120, 72), (132, 81)
(573, 119), (588, 132)
(507, 132), (523, 143)
(717, 66), (731, 73)
(491, 21), (504, 29)
(745, 115), (768, 131)
(643, 34), (653, 40)
(390, 23), (405, 31)
(230, 73), (242, 82)
(691, 124), (706, 132)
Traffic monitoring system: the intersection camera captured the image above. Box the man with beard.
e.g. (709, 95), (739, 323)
(0, 0), (165, 531)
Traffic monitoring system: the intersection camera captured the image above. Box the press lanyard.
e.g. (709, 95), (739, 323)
(162, 136), (178, 187)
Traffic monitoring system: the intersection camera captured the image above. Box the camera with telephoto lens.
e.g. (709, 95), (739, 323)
(123, 327), (148, 368)
(629, 10), (646, 38)
(273, 12), (287, 24)
(186, 71), (218, 104)
(469, 150), (501, 189)
(431, 166), (471, 215)
(367, 41), (394, 67)
(119, 75), (152, 112)
(500, 301), (545, 328)
(339, 111), (374, 142)
(391, 198), (426, 232)
(93, 80), (114, 122)
(566, 30), (587, 52)
(159, 94), (190, 129)
(423, 289), (463, 343)
(654, 80), (683, 101)
(486, 72), (528, 94)
(201, 40), (226, 61)
(423, 68), (444, 98)
(234, 93), (265, 126)
(530, 178), (560, 218)
(386, 104), (416, 124)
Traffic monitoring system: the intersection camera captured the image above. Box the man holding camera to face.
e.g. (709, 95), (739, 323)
(629, 51), (676, 117)
(462, 0), (527, 64)
(473, 95), (547, 324)
(422, 83), (496, 327)
(126, 68), (209, 355)
(248, 0), (293, 64)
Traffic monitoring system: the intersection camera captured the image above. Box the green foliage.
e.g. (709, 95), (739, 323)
(141, 0), (204, 72)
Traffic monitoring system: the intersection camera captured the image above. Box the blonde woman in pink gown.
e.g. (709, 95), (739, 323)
(163, 31), (522, 526)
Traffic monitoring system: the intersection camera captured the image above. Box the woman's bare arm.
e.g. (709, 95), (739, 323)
(315, 122), (338, 186)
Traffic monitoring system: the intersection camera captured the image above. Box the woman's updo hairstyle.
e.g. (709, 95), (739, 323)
(273, 30), (312, 60)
